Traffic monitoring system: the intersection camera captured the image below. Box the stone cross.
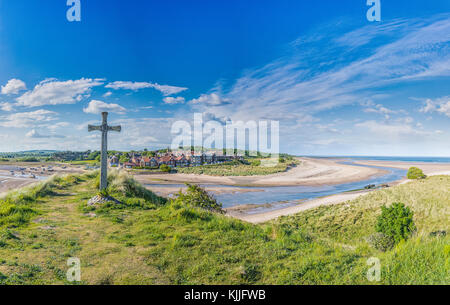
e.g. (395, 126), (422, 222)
(88, 112), (121, 190)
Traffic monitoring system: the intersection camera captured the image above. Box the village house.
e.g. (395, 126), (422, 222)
(140, 156), (159, 168)
(174, 154), (189, 167)
(159, 154), (177, 167)
(108, 155), (119, 167)
(123, 162), (135, 169)
(117, 149), (240, 170)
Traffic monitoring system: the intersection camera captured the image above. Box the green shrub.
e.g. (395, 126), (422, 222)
(366, 232), (395, 251)
(251, 160), (261, 167)
(407, 167), (426, 179)
(160, 164), (171, 172)
(376, 202), (416, 244)
(171, 184), (223, 213)
(98, 189), (110, 198)
(15, 157), (39, 162)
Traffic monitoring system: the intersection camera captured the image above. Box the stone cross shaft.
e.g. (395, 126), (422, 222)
(88, 112), (121, 190)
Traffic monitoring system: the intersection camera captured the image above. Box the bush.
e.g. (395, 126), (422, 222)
(15, 157), (39, 162)
(407, 167), (426, 180)
(376, 202), (416, 244)
(251, 160), (261, 167)
(366, 232), (395, 251)
(160, 164), (171, 173)
(171, 184), (223, 213)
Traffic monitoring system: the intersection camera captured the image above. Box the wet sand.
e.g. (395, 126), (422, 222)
(0, 164), (85, 196)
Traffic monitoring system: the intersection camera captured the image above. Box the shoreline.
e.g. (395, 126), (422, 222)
(135, 157), (388, 188)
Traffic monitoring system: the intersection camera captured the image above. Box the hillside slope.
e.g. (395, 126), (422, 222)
(0, 172), (448, 285)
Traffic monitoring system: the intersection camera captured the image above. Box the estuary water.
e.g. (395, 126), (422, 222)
(214, 164), (407, 208)
(146, 161), (409, 210)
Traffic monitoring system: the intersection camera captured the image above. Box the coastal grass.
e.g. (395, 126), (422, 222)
(0, 172), (448, 284)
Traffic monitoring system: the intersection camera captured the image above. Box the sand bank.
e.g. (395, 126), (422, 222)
(354, 160), (450, 176)
(135, 157), (387, 187)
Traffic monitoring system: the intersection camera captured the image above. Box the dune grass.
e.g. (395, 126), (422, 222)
(0, 172), (448, 284)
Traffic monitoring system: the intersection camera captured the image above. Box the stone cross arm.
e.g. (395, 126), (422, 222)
(108, 125), (122, 132)
(88, 125), (102, 132)
(88, 125), (122, 132)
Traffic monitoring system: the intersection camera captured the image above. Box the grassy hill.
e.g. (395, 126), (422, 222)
(0, 171), (448, 285)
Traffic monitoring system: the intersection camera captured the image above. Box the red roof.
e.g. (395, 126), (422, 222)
(159, 155), (174, 162)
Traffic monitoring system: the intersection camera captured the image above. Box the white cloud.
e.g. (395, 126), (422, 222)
(103, 91), (113, 97)
(105, 81), (151, 90)
(0, 109), (58, 128)
(26, 129), (65, 139)
(362, 100), (395, 116)
(108, 117), (177, 149)
(189, 93), (230, 106)
(190, 15), (450, 125)
(152, 84), (188, 96)
(1, 79), (27, 95)
(16, 78), (103, 107)
(420, 96), (450, 117)
(47, 122), (70, 131)
(83, 100), (126, 114)
(0, 102), (15, 112)
(163, 96), (185, 104)
(105, 81), (188, 96)
(355, 120), (432, 138)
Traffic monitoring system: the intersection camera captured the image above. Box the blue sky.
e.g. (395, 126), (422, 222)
(0, 0), (449, 155)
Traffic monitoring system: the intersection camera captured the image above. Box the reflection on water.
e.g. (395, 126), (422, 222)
(146, 163), (407, 209)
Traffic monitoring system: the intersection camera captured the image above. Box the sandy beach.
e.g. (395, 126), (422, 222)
(135, 157), (387, 187)
(354, 160), (450, 176)
(0, 175), (38, 196)
(0, 164), (85, 196)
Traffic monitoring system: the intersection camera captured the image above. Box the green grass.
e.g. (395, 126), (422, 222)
(65, 160), (99, 166)
(177, 160), (296, 176)
(0, 172), (448, 285)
